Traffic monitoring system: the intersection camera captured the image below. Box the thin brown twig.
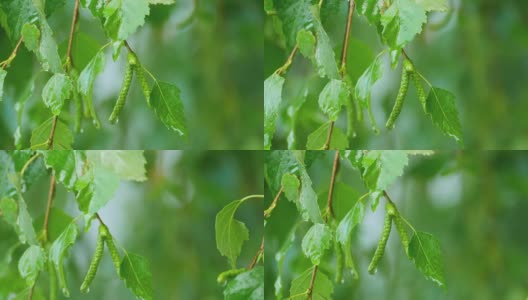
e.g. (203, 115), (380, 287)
(66, 0), (80, 69)
(47, 116), (59, 149)
(248, 237), (264, 270)
(43, 172), (56, 242)
(264, 186), (283, 219)
(325, 0), (356, 148)
(28, 282), (36, 300)
(1, 37), (23, 70)
(340, 0), (356, 74)
(325, 151), (340, 221)
(307, 266), (319, 300)
(323, 121), (335, 150)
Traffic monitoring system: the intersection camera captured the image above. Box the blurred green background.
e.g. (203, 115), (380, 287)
(265, 0), (528, 149)
(0, 0), (263, 149)
(0, 150), (263, 300)
(265, 151), (528, 299)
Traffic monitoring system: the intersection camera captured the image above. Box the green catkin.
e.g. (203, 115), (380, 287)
(80, 227), (105, 293)
(386, 59), (414, 129)
(368, 210), (393, 274)
(386, 201), (410, 254)
(413, 72), (427, 111)
(108, 53), (136, 124)
(216, 268), (246, 284)
(48, 259), (57, 300)
(135, 65), (151, 105)
(105, 237), (122, 275)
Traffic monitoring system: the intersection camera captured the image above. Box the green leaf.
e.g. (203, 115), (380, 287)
(16, 193), (38, 245)
(408, 231), (446, 289)
(318, 79), (349, 121)
(0, 197), (18, 226)
(78, 49), (106, 96)
(120, 252), (153, 300)
(296, 29), (316, 61)
(355, 53), (383, 108)
(0, 0), (38, 41)
(336, 201), (365, 245)
(30, 117), (74, 150)
(42, 74), (73, 115)
(425, 87), (463, 145)
(0, 69), (6, 101)
(223, 266), (264, 300)
(275, 0), (314, 48)
(381, 0), (427, 50)
(265, 151), (300, 193)
(215, 200), (249, 268)
(361, 150), (409, 192)
(59, 32), (102, 71)
(416, 0), (448, 12)
(21, 23), (40, 53)
(49, 223), (78, 275)
(355, 0), (382, 27)
(298, 159), (323, 223)
(306, 122), (348, 150)
(301, 223), (332, 265)
(75, 164), (120, 215)
(281, 173), (300, 202)
(37, 16), (63, 73)
(274, 223), (299, 299)
(103, 0), (150, 41)
(264, 74), (285, 150)
(42, 150), (79, 190)
(18, 245), (46, 286)
(312, 7), (339, 79)
(86, 151), (147, 181)
(290, 267), (333, 300)
(149, 81), (187, 137)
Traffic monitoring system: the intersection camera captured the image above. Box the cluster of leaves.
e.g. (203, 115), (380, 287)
(215, 195), (264, 300)
(264, 150), (446, 299)
(0, 150), (153, 299)
(0, 0), (187, 149)
(264, 0), (463, 149)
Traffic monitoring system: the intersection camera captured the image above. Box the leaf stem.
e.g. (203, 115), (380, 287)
(239, 194), (264, 203)
(20, 153), (41, 177)
(0, 37), (23, 70)
(264, 186), (283, 219)
(275, 45), (299, 76)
